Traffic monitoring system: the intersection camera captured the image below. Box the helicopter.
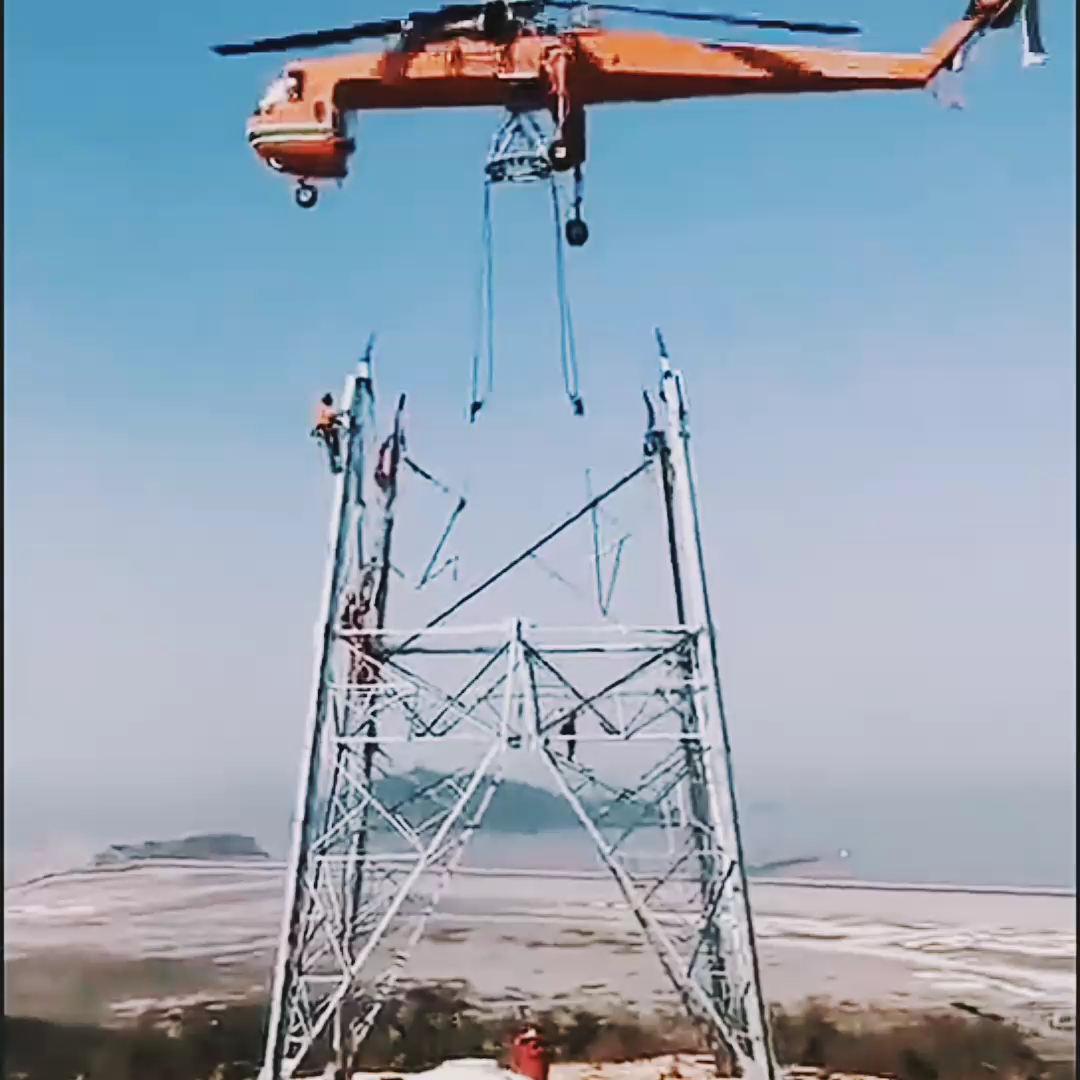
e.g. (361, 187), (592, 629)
(213, 0), (1045, 245)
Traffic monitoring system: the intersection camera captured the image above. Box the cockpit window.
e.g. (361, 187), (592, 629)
(257, 71), (304, 113)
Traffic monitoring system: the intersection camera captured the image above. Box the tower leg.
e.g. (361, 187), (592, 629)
(261, 440), (513, 1079)
(261, 361), (372, 1080)
(653, 346), (776, 1078)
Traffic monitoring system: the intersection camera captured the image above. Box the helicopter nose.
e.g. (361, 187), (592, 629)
(248, 128), (355, 180)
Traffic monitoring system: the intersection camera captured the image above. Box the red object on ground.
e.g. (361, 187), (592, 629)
(509, 1027), (550, 1080)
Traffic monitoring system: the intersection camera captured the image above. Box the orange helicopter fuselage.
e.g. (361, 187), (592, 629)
(245, 2), (1010, 182)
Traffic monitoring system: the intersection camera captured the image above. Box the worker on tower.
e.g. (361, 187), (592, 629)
(312, 393), (343, 474)
(559, 716), (577, 763)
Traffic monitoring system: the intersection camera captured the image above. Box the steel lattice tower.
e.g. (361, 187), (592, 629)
(260, 343), (777, 1080)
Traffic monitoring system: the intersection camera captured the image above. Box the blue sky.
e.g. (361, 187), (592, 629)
(4, 0), (1075, 868)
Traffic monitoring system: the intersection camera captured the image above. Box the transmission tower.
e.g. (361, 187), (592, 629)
(260, 340), (777, 1080)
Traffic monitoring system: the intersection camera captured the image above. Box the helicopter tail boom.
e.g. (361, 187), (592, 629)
(571, 0), (1043, 103)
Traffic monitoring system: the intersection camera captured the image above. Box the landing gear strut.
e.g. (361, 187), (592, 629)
(295, 182), (318, 209)
(564, 165), (588, 247)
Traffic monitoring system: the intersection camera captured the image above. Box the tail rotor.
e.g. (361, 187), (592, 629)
(987, 0), (1047, 67)
(953, 0), (1047, 75)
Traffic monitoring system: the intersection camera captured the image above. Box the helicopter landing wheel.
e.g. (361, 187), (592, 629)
(295, 182), (318, 209)
(565, 216), (589, 248)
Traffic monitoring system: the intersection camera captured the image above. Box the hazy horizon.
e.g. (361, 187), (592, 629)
(6, 768), (1074, 892)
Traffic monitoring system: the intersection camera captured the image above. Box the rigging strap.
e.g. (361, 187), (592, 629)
(470, 155), (585, 420)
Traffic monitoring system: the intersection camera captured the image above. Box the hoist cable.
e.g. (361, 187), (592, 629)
(470, 171), (584, 421)
(470, 181), (495, 422)
(549, 179), (584, 416)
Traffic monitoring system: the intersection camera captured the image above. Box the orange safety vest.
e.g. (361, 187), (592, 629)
(314, 404), (339, 430)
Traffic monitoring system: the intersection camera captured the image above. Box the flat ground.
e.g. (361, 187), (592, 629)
(5, 862), (1074, 1054)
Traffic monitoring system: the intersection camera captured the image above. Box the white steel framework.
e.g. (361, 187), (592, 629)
(260, 343), (776, 1080)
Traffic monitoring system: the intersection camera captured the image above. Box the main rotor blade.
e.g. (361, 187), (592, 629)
(211, 19), (405, 56)
(551, 1), (859, 35)
(425, 2), (490, 22)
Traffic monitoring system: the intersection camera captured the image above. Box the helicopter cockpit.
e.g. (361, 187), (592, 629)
(246, 65), (355, 207)
(254, 71), (303, 116)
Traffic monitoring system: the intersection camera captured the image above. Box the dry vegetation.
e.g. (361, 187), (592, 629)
(3, 952), (269, 1026)
(4, 985), (1076, 1080)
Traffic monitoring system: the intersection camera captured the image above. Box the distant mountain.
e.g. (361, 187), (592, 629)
(370, 768), (664, 833)
(92, 833), (269, 866)
(367, 771), (823, 876)
(372, 769), (577, 833)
